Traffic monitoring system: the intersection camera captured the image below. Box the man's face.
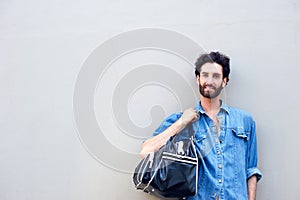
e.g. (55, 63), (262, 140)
(197, 62), (227, 99)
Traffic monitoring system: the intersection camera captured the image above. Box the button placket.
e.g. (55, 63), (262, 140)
(209, 114), (225, 196)
(215, 141), (224, 188)
(216, 113), (226, 196)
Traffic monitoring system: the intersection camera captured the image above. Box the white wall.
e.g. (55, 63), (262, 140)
(1, 0), (300, 199)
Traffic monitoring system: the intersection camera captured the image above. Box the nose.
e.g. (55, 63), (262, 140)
(205, 76), (213, 84)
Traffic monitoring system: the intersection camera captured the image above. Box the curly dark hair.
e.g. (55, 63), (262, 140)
(195, 51), (230, 83)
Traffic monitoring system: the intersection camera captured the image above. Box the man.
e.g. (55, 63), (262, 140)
(140, 52), (262, 200)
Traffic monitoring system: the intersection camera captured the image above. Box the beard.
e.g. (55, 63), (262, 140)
(199, 83), (224, 99)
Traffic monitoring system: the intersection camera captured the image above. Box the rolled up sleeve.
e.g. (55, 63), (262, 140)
(247, 167), (262, 182)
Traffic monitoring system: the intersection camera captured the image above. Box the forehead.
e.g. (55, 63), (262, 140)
(200, 62), (223, 74)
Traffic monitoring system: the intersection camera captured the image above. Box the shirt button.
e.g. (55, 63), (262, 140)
(218, 179), (222, 183)
(218, 164), (223, 169)
(217, 151), (221, 155)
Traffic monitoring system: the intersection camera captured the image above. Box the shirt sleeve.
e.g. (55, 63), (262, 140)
(246, 120), (263, 182)
(152, 112), (182, 136)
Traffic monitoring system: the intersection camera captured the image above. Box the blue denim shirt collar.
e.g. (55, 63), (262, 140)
(195, 100), (230, 114)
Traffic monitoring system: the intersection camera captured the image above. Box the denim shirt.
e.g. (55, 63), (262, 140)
(153, 101), (262, 200)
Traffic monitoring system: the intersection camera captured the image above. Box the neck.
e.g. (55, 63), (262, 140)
(200, 96), (221, 113)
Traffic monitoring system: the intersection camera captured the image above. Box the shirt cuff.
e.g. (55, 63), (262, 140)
(247, 167), (262, 182)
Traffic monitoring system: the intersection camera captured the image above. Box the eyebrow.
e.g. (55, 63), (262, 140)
(200, 72), (222, 76)
(213, 73), (221, 76)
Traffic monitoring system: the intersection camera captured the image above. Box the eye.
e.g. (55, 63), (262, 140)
(213, 74), (221, 79)
(201, 73), (209, 78)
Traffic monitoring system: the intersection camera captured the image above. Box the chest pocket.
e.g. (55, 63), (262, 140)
(195, 131), (215, 157)
(230, 127), (250, 162)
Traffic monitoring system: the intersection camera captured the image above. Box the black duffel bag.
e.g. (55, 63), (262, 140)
(133, 121), (199, 199)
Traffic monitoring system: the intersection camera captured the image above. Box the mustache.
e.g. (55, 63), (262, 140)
(203, 84), (217, 90)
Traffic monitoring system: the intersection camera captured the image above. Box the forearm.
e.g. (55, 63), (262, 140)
(247, 175), (257, 200)
(140, 118), (186, 158)
(140, 108), (198, 158)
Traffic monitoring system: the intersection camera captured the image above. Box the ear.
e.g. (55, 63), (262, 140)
(196, 75), (200, 85)
(222, 78), (227, 87)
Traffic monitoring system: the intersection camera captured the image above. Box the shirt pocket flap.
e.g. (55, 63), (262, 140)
(232, 127), (249, 140)
(195, 134), (207, 143)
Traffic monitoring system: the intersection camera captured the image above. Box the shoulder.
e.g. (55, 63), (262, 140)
(227, 106), (255, 125)
(228, 106), (253, 118)
(163, 112), (182, 124)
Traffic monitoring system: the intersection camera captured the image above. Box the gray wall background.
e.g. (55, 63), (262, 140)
(1, 0), (300, 199)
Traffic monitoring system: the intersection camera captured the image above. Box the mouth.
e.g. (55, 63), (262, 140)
(204, 86), (216, 91)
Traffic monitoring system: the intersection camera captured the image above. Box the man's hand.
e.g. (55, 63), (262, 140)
(179, 108), (198, 127)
